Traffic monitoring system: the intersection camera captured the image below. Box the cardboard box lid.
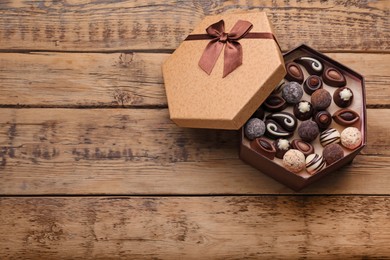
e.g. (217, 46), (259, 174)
(162, 11), (286, 130)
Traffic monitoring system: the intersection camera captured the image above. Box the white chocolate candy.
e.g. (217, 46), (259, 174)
(298, 101), (311, 113)
(306, 154), (326, 175)
(341, 127), (362, 150)
(320, 128), (341, 146)
(277, 139), (290, 150)
(283, 149), (305, 173)
(339, 88), (353, 101)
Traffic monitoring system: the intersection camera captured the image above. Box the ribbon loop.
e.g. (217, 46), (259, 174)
(198, 19), (253, 78)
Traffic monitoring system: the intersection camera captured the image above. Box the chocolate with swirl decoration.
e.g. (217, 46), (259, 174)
(294, 56), (324, 76)
(266, 112), (297, 132)
(320, 128), (341, 146)
(265, 119), (293, 139)
(305, 153), (326, 175)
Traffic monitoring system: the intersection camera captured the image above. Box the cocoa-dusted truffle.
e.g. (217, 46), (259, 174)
(283, 149), (305, 173)
(285, 62), (304, 84)
(274, 139), (290, 159)
(333, 87), (354, 108)
(291, 139), (314, 157)
(298, 120), (319, 143)
(313, 110), (332, 130)
(323, 143), (344, 165)
(251, 107), (265, 120)
(332, 109), (360, 126)
(340, 127), (362, 150)
(322, 67), (346, 87)
(311, 89), (332, 110)
(282, 81), (304, 104)
(250, 137), (276, 160)
(306, 153), (326, 175)
(244, 118), (265, 140)
(262, 95), (287, 112)
(294, 101), (313, 121)
(303, 75), (323, 95)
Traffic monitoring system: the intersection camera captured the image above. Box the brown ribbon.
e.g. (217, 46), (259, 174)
(185, 19), (279, 78)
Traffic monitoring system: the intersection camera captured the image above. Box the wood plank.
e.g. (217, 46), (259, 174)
(0, 196), (389, 259)
(0, 108), (388, 195)
(0, 0), (388, 52)
(0, 52), (388, 107)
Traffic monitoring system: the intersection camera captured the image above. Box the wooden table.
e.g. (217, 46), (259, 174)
(0, 1), (389, 259)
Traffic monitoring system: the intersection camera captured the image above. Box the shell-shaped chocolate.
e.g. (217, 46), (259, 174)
(262, 95), (287, 112)
(304, 75), (323, 95)
(266, 112), (298, 132)
(306, 154), (326, 175)
(332, 109), (360, 126)
(294, 56), (324, 75)
(322, 67), (346, 87)
(291, 139), (314, 157)
(265, 119), (293, 139)
(320, 128), (341, 147)
(250, 137), (276, 160)
(285, 62), (304, 84)
(313, 110), (332, 130)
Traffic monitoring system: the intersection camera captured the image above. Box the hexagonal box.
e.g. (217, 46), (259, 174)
(163, 12), (286, 129)
(239, 44), (367, 191)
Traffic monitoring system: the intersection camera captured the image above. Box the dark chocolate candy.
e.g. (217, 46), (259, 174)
(291, 139), (314, 157)
(332, 108), (360, 126)
(251, 107), (265, 120)
(313, 110), (332, 130)
(333, 87), (354, 108)
(250, 137), (276, 160)
(262, 94), (287, 112)
(293, 101), (313, 121)
(303, 75), (323, 95)
(274, 139), (291, 159)
(285, 62), (304, 84)
(294, 56), (324, 75)
(266, 112), (298, 132)
(323, 143), (344, 165)
(311, 89), (332, 110)
(272, 79), (286, 94)
(297, 120), (319, 143)
(265, 119), (293, 139)
(322, 67), (346, 87)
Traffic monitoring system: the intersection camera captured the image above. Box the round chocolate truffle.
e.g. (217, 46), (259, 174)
(340, 127), (362, 150)
(244, 118), (265, 140)
(323, 143), (344, 165)
(274, 138), (290, 159)
(306, 153), (326, 175)
(304, 75), (323, 95)
(334, 87), (354, 108)
(313, 110), (332, 130)
(283, 149), (306, 173)
(294, 101), (313, 121)
(282, 82), (303, 104)
(320, 128), (340, 147)
(298, 120), (319, 143)
(311, 89), (332, 110)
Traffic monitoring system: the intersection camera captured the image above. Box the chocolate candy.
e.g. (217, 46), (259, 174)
(266, 112), (297, 132)
(251, 107), (265, 120)
(313, 110), (332, 130)
(283, 149), (306, 173)
(291, 139), (314, 157)
(333, 87), (354, 108)
(322, 67), (346, 87)
(298, 120), (319, 143)
(274, 139), (290, 159)
(265, 119), (293, 139)
(293, 101), (313, 121)
(244, 118), (265, 140)
(305, 154), (326, 175)
(323, 143), (344, 165)
(340, 127), (362, 150)
(282, 82), (304, 104)
(285, 62), (304, 84)
(262, 94), (287, 112)
(294, 56), (324, 75)
(320, 128), (340, 146)
(311, 89), (332, 110)
(303, 75), (323, 95)
(272, 79), (286, 94)
(332, 109), (360, 126)
(250, 137), (276, 160)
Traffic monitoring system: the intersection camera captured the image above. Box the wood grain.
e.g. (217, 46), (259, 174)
(0, 108), (388, 195)
(0, 196), (389, 259)
(0, 0), (388, 52)
(0, 52), (388, 107)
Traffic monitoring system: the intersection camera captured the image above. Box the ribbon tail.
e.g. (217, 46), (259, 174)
(223, 41), (242, 78)
(198, 39), (224, 75)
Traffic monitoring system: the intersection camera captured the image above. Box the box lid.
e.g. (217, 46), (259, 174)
(162, 11), (286, 130)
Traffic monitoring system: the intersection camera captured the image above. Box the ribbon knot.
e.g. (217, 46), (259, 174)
(198, 19), (253, 78)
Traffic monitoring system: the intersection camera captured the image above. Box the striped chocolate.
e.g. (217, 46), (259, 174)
(320, 128), (341, 147)
(305, 154), (326, 175)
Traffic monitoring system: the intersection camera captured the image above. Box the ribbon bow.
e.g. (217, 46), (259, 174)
(198, 20), (253, 78)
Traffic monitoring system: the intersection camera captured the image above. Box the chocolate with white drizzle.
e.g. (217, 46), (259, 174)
(265, 119), (293, 139)
(305, 153), (326, 175)
(266, 112), (297, 132)
(294, 56), (324, 75)
(320, 128), (341, 146)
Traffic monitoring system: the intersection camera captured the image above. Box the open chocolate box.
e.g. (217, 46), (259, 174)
(239, 44), (367, 191)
